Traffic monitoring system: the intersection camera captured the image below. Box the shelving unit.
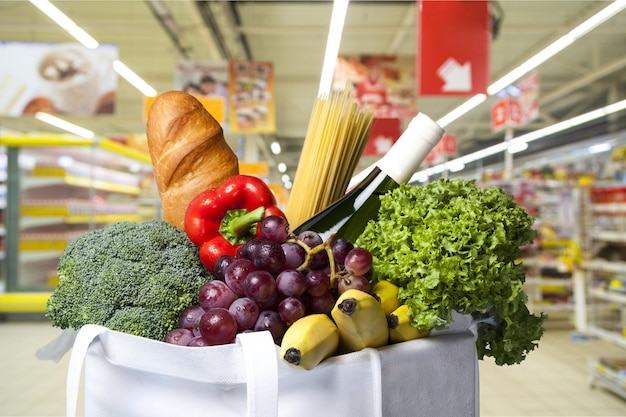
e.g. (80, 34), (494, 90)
(491, 178), (578, 327)
(0, 134), (157, 311)
(575, 183), (626, 398)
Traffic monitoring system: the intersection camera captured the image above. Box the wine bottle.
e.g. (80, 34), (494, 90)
(292, 113), (444, 243)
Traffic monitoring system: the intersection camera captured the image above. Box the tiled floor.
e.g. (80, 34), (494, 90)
(1, 318), (626, 416)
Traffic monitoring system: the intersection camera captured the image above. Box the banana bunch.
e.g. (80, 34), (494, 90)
(280, 281), (431, 370)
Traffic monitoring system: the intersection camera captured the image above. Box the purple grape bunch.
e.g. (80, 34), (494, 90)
(164, 215), (374, 347)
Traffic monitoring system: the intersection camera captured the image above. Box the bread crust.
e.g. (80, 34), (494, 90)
(146, 91), (239, 229)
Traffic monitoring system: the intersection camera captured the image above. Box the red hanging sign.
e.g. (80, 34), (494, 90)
(362, 117), (402, 157)
(417, 0), (491, 96)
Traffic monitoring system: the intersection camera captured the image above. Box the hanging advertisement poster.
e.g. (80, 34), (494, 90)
(333, 55), (417, 157)
(228, 61), (276, 134)
(518, 71), (539, 125)
(174, 61), (229, 125)
(0, 42), (118, 117)
(333, 55), (417, 121)
(490, 72), (539, 132)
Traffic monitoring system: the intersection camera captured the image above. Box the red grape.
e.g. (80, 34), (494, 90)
(305, 270), (330, 297)
(188, 336), (211, 347)
(331, 238), (354, 265)
(164, 328), (194, 346)
(256, 290), (281, 311)
(178, 305), (205, 330)
(244, 270), (277, 302)
(297, 231), (323, 248)
(253, 240), (286, 273)
(237, 238), (263, 260)
(254, 310), (287, 344)
(225, 258), (257, 296)
(276, 269), (307, 298)
(278, 297), (306, 325)
(282, 242), (306, 270)
(229, 297), (260, 331)
(309, 291), (336, 315)
(214, 255), (236, 281)
(198, 280), (237, 311)
(259, 215), (289, 242)
(198, 308), (238, 346)
(343, 247), (373, 276)
(337, 275), (370, 295)
(309, 250), (329, 270)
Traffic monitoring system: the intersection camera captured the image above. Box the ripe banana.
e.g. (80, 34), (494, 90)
(371, 280), (401, 316)
(331, 289), (389, 352)
(387, 304), (430, 344)
(280, 314), (339, 370)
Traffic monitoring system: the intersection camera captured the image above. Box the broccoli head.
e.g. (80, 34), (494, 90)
(47, 220), (213, 340)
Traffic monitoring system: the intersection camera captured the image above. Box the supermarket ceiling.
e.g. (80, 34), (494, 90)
(0, 0), (625, 181)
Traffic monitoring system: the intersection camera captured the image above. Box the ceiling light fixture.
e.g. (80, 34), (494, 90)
(113, 60), (157, 97)
(270, 141), (282, 155)
(437, 94), (487, 127)
(29, 0), (99, 49)
(318, 0), (350, 97)
(441, 0), (626, 126)
(412, 98), (626, 182)
(35, 112), (95, 139)
(277, 162), (287, 173)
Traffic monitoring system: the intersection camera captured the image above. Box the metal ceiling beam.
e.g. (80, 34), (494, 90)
(540, 55), (626, 107)
(144, 0), (190, 59)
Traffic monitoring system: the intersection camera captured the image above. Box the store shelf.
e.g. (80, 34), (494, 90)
(583, 259), (626, 274)
(0, 292), (51, 313)
(1, 134), (157, 293)
(591, 363), (626, 400)
(590, 230), (626, 243)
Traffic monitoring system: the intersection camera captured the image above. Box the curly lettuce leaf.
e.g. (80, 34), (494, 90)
(355, 178), (545, 365)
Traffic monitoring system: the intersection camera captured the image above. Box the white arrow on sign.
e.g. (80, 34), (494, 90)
(437, 57), (472, 92)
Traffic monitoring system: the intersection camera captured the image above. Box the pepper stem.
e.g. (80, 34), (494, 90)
(219, 206), (265, 245)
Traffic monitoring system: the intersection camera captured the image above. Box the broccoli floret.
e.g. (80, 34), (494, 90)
(46, 221), (213, 340)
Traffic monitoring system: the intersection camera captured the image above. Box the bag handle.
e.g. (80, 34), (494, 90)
(66, 324), (108, 417)
(238, 330), (279, 417)
(65, 325), (279, 417)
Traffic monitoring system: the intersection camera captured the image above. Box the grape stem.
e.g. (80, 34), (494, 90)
(287, 232), (341, 286)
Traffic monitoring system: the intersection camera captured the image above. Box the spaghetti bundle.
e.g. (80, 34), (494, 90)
(285, 88), (375, 228)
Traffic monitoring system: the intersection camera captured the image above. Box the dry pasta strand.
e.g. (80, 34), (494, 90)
(285, 88), (374, 227)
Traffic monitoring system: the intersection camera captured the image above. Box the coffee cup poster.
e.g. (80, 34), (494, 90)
(0, 42), (119, 117)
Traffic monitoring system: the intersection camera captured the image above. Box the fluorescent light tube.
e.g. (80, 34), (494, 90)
(446, 0), (626, 118)
(437, 94), (486, 127)
(415, 98), (626, 180)
(29, 0), (99, 49)
(589, 143), (611, 154)
(35, 112), (95, 139)
(113, 60), (157, 97)
(318, 0), (350, 97)
(507, 141), (529, 154)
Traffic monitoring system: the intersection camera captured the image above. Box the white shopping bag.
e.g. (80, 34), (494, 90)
(61, 320), (479, 417)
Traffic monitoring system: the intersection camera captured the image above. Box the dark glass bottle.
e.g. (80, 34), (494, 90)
(292, 113), (444, 242)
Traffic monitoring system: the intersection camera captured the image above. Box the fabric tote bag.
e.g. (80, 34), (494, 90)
(63, 321), (479, 417)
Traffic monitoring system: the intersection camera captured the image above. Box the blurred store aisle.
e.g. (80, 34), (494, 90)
(1, 320), (626, 416)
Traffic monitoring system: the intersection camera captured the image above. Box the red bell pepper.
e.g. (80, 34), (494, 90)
(185, 174), (285, 273)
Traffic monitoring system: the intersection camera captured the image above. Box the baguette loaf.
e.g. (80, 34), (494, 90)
(146, 91), (239, 230)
